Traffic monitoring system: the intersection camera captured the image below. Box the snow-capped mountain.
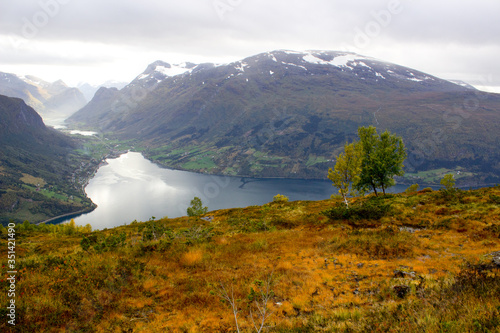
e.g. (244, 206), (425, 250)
(68, 50), (500, 181)
(126, 50), (465, 92)
(448, 80), (477, 90)
(136, 61), (198, 81)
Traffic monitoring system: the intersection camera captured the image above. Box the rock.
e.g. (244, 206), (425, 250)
(394, 270), (416, 279)
(493, 257), (500, 267)
(486, 251), (500, 267)
(399, 226), (417, 233)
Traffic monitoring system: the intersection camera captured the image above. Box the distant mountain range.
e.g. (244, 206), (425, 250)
(0, 94), (93, 224)
(77, 80), (128, 102)
(0, 72), (87, 125)
(66, 50), (500, 184)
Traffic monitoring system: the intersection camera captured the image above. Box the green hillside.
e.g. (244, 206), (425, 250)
(0, 95), (95, 225)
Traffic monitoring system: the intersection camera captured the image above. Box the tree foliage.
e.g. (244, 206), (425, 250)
(328, 126), (407, 199)
(187, 196), (208, 217)
(440, 174), (456, 191)
(328, 141), (363, 207)
(355, 126), (407, 196)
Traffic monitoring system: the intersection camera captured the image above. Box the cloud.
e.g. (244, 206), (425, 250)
(0, 0), (499, 88)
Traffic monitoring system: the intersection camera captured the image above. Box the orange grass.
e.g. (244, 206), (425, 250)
(0, 186), (499, 332)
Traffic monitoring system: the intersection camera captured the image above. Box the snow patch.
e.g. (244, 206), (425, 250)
(281, 50), (304, 55)
(137, 63), (195, 82)
(302, 53), (327, 65)
(267, 52), (278, 62)
(282, 61), (308, 71)
(19, 76), (43, 86)
(357, 62), (371, 69)
(302, 52), (370, 69)
(234, 62), (248, 72)
(155, 63), (193, 77)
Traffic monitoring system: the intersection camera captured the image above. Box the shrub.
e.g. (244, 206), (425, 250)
(227, 217), (270, 233)
(405, 183), (419, 194)
(141, 218), (170, 241)
(489, 194), (500, 204)
(328, 226), (417, 258)
(178, 225), (214, 245)
(272, 194), (289, 203)
(81, 232), (126, 253)
(452, 261), (500, 298)
(322, 197), (392, 221)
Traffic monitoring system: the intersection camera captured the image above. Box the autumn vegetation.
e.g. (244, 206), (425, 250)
(1, 184), (499, 332)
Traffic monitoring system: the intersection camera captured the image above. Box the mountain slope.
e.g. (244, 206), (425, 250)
(3, 186), (499, 332)
(77, 80), (128, 102)
(67, 50), (500, 183)
(0, 95), (94, 224)
(0, 73), (87, 124)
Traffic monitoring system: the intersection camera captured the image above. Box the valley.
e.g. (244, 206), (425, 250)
(0, 95), (131, 225)
(2, 49), (499, 226)
(67, 50), (500, 185)
(3, 1), (500, 331)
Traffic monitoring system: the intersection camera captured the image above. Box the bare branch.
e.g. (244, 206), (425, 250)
(216, 281), (241, 333)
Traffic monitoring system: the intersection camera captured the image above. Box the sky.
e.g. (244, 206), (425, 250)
(1, 0), (500, 92)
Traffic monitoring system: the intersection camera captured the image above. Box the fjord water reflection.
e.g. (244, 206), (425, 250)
(69, 152), (407, 229)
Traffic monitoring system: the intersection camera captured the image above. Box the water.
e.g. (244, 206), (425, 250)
(67, 152), (410, 229)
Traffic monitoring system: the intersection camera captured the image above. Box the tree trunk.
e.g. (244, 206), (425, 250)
(370, 180), (378, 196)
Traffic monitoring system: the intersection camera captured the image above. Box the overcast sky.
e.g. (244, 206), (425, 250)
(1, 0), (499, 92)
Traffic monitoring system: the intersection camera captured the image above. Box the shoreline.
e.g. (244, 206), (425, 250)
(36, 206), (96, 225)
(139, 151), (498, 189)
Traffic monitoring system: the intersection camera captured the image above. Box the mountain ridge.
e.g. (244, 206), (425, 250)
(67, 50), (500, 184)
(0, 72), (87, 125)
(0, 94), (94, 224)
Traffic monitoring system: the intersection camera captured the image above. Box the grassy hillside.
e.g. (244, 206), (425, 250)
(0, 95), (98, 225)
(1, 186), (499, 332)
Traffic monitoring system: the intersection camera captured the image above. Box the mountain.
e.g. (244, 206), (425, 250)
(77, 80), (128, 102)
(0, 72), (87, 125)
(67, 50), (500, 184)
(448, 80), (477, 90)
(0, 94), (93, 224)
